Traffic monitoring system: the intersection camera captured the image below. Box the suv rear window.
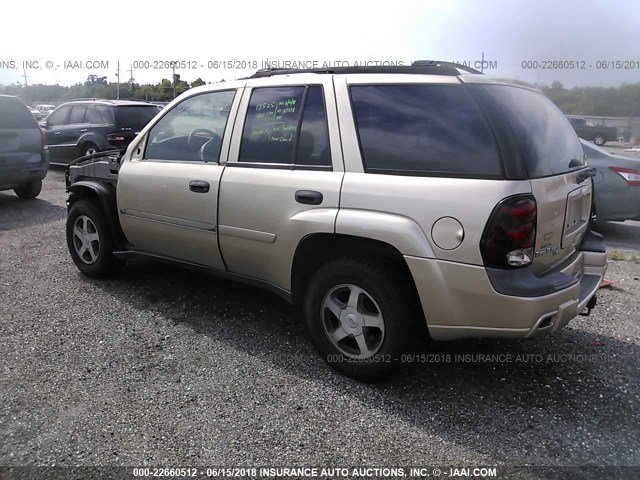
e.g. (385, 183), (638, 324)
(0, 96), (38, 129)
(115, 106), (159, 128)
(478, 85), (584, 178)
(350, 85), (502, 177)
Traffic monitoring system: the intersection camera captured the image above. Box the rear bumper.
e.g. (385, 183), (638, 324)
(406, 231), (607, 341)
(0, 151), (49, 190)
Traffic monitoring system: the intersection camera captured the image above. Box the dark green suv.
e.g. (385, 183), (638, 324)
(42, 99), (160, 165)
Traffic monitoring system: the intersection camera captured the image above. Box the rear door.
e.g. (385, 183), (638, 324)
(218, 77), (344, 291)
(472, 84), (592, 275)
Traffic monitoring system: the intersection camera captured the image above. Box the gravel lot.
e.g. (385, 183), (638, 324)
(1, 170), (639, 477)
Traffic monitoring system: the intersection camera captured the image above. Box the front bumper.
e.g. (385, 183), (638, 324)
(406, 231), (607, 341)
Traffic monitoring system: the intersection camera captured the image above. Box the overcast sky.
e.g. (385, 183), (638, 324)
(2, 0), (638, 88)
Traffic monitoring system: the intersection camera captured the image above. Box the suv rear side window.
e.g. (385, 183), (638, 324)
(0, 97), (38, 128)
(85, 105), (113, 124)
(69, 105), (87, 124)
(350, 84), (501, 177)
(239, 85), (331, 166)
(478, 85), (584, 178)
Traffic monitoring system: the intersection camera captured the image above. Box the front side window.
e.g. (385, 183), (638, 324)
(146, 90), (236, 162)
(350, 84), (502, 177)
(46, 106), (71, 126)
(239, 85), (331, 166)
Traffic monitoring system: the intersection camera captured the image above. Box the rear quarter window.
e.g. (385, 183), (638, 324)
(0, 96), (38, 129)
(115, 106), (160, 128)
(476, 85), (584, 178)
(350, 84), (502, 177)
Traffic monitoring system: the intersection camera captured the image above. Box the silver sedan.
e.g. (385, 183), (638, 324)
(581, 139), (640, 222)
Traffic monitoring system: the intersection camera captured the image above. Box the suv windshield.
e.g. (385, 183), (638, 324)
(114, 106), (159, 128)
(479, 85), (584, 178)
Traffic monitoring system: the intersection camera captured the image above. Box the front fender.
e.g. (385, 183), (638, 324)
(68, 181), (127, 248)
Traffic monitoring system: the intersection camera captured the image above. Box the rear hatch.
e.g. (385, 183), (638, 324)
(472, 83), (592, 275)
(111, 105), (160, 146)
(0, 96), (43, 167)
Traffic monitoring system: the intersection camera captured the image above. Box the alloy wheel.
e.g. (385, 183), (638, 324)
(320, 284), (386, 359)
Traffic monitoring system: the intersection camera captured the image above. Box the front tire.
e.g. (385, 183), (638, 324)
(14, 179), (42, 199)
(303, 257), (417, 381)
(66, 200), (123, 277)
(593, 135), (606, 146)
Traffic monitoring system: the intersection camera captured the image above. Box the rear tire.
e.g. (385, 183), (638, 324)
(14, 179), (42, 199)
(303, 257), (417, 382)
(79, 143), (99, 158)
(593, 135), (606, 146)
(66, 200), (124, 277)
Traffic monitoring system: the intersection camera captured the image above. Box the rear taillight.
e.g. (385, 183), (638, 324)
(40, 128), (46, 147)
(480, 195), (537, 269)
(107, 132), (127, 145)
(610, 167), (640, 186)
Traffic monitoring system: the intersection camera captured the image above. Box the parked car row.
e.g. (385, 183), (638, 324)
(40, 99), (161, 165)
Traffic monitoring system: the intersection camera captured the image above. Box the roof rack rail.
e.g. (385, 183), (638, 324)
(70, 97), (112, 102)
(246, 60), (482, 79)
(411, 60), (482, 75)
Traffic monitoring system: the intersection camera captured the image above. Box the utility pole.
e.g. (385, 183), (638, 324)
(22, 68), (29, 104)
(115, 61), (120, 99)
(171, 61), (176, 99)
(480, 51), (485, 73)
(127, 64), (134, 88)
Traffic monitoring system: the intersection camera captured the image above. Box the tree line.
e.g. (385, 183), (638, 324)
(539, 81), (640, 117)
(0, 75), (213, 104)
(1, 76), (639, 117)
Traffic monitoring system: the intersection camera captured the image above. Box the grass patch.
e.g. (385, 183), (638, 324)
(609, 250), (626, 261)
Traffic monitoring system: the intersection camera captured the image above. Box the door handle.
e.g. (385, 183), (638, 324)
(54, 131), (61, 135)
(295, 190), (323, 205)
(189, 180), (210, 193)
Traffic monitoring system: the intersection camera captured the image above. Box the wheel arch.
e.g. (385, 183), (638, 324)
(78, 133), (107, 152)
(68, 181), (127, 249)
(291, 233), (421, 309)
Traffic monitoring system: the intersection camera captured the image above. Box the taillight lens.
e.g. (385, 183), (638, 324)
(610, 167), (640, 186)
(480, 195), (537, 269)
(40, 128), (47, 147)
(107, 132), (127, 145)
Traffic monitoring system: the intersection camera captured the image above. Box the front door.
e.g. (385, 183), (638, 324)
(117, 88), (242, 269)
(44, 105), (76, 164)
